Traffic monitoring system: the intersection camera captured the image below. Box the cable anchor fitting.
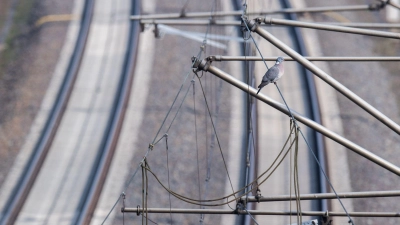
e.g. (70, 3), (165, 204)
(191, 57), (211, 72)
(369, 0), (388, 10)
(255, 188), (262, 203)
(148, 143), (154, 150)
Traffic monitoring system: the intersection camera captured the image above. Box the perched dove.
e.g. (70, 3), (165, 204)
(256, 57), (285, 94)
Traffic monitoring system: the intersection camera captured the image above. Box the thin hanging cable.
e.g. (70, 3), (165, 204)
(192, 79), (204, 223)
(142, 126), (297, 207)
(165, 135), (173, 224)
(102, 0), (218, 223)
(241, 16), (269, 70)
(240, 15), (353, 222)
(196, 73), (236, 199)
(274, 83), (354, 225)
(293, 127), (302, 224)
(142, 133), (297, 207)
(241, 205), (260, 225)
(152, 78), (195, 146)
(289, 120), (293, 225)
(101, 148), (151, 225)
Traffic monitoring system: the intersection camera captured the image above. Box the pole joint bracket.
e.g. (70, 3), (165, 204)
(191, 56), (211, 72)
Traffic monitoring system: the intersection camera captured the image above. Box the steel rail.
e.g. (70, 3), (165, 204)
(130, 4), (381, 20)
(207, 55), (400, 62)
(0, 0), (95, 224)
(262, 17), (400, 39)
(123, 207), (400, 217)
(242, 190), (400, 202)
(191, 58), (400, 176)
(247, 20), (400, 135)
(74, 0), (141, 224)
(139, 19), (400, 29)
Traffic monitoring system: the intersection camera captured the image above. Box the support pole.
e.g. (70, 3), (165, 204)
(262, 17), (400, 39)
(191, 57), (400, 176)
(241, 190), (400, 202)
(207, 55), (400, 62)
(139, 19), (400, 29)
(130, 4), (383, 20)
(123, 207), (400, 217)
(245, 19), (400, 135)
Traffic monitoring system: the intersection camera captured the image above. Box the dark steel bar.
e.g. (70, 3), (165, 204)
(263, 17), (400, 39)
(192, 58), (400, 175)
(241, 190), (400, 202)
(130, 5), (374, 20)
(207, 55), (400, 62)
(249, 22), (400, 135)
(123, 207), (400, 217)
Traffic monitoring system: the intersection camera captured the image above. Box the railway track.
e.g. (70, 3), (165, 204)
(0, 0), (140, 224)
(0, 0), (94, 223)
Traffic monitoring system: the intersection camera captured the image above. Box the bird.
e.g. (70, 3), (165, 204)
(256, 57), (285, 94)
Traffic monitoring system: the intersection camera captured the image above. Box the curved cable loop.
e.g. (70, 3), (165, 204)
(141, 126), (297, 207)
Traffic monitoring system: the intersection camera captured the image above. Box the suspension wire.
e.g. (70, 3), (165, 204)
(192, 79), (204, 223)
(240, 16), (269, 70)
(239, 12), (353, 223)
(142, 214), (159, 225)
(141, 125), (297, 207)
(240, 205), (260, 225)
(274, 83), (355, 225)
(165, 135), (173, 224)
(101, 0), (219, 223)
(101, 148), (151, 225)
(293, 127), (302, 224)
(196, 73), (236, 199)
(142, 133), (297, 207)
(289, 119), (293, 224)
(180, 0), (190, 16)
(199, 2), (218, 224)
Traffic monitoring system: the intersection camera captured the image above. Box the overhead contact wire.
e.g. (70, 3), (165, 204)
(240, 14), (354, 224)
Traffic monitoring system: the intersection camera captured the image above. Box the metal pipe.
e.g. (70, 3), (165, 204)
(241, 190), (400, 202)
(250, 22), (400, 135)
(263, 17), (400, 39)
(139, 19), (400, 29)
(130, 5), (374, 20)
(325, 22), (400, 29)
(388, 0), (400, 10)
(123, 207), (400, 217)
(207, 55), (400, 62)
(140, 19), (241, 26)
(192, 59), (400, 176)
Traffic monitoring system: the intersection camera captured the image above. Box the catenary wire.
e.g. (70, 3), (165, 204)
(165, 135), (173, 224)
(239, 12), (354, 223)
(140, 126), (297, 207)
(102, 0), (220, 223)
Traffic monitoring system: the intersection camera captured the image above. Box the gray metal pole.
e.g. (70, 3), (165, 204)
(247, 21), (400, 135)
(139, 19), (400, 29)
(207, 55), (400, 62)
(123, 207), (400, 217)
(241, 190), (400, 202)
(388, 0), (400, 10)
(262, 17), (400, 39)
(130, 5), (376, 20)
(191, 58), (400, 175)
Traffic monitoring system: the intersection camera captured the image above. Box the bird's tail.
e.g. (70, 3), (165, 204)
(256, 88), (261, 95)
